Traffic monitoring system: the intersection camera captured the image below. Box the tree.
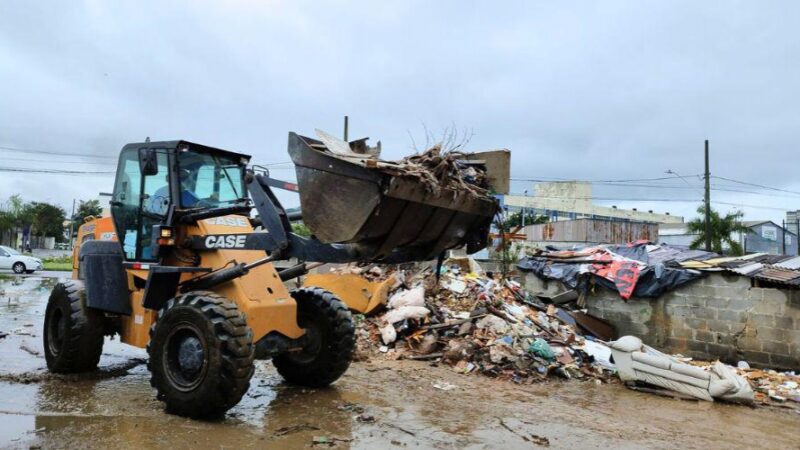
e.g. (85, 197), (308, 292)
(687, 204), (751, 255)
(503, 211), (548, 229)
(73, 199), (103, 225)
(291, 222), (312, 237)
(29, 202), (67, 243)
(8, 195), (34, 248)
(0, 209), (13, 246)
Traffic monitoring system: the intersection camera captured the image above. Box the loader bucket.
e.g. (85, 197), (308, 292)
(287, 132), (499, 261)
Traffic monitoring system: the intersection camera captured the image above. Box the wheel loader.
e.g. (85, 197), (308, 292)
(43, 132), (500, 418)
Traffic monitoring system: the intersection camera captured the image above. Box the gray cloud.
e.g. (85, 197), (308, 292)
(1, 1), (799, 222)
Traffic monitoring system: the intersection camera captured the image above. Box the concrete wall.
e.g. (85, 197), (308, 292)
(524, 272), (800, 370)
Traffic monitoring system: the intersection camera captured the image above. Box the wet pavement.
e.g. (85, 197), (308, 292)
(0, 275), (797, 449)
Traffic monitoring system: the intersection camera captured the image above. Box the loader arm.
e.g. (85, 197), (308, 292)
(183, 171), (441, 264)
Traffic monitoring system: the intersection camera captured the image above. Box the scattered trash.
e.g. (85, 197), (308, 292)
(311, 435), (353, 447)
(356, 413), (376, 423)
(19, 342), (39, 356)
(432, 381), (458, 391)
(273, 424), (321, 436)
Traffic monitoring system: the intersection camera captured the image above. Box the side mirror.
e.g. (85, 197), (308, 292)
(139, 149), (159, 176)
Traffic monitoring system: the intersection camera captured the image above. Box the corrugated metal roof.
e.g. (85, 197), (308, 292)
(773, 256), (800, 270)
(729, 262), (764, 276)
(754, 267), (800, 284)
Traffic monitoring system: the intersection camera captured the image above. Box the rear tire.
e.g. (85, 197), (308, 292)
(12, 262), (25, 274)
(43, 281), (105, 373)
(147, 291), (255, 418)
(273, 288), (355, 387)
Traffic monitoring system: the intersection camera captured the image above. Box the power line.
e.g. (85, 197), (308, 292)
(0, 167), (114, 175)
(0, 145), (116, 159)
(510, 174), (704, 183)
(2, 156), (115, 166)
(712, 175), (800, 196)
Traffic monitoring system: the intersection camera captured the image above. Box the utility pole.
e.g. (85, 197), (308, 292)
(704, 140), (711, 252)
(68, 199), (76, 251)
(782, 220), (787, 255)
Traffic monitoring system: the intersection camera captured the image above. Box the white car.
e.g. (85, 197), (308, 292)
(0, 245), (43, 274)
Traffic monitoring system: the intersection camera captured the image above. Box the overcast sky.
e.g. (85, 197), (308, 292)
(1, 1), (799, 224)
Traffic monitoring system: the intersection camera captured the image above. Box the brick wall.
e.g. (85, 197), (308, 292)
(524, 273), (800, 370)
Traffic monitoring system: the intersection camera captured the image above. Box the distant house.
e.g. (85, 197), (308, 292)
(658, 220), (798, 256)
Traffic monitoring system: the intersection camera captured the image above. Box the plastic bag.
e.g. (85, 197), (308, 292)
(388, 286), (426, 309)
(529, 338), (555, 361)
(383, 306), (430, 324)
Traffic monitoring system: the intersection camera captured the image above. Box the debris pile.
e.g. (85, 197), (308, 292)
(739, 367), (800, 408)
(344, 257), (799, 410)
(382, 146), (491, 197)
(356, 258), (617, 383)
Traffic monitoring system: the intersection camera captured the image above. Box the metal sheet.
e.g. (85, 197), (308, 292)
(754, 267), (800, 283)
(774, 256), (800, 270)
(524, 218), (658, 244)
(728, 262), (764, 276)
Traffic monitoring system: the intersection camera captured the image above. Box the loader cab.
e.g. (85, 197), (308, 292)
(110, 141), (250, 262)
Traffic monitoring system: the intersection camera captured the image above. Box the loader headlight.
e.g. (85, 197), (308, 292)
(160, 227), (174, 238)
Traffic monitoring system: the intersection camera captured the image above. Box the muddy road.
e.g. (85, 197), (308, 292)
(0, 275), (797, 449)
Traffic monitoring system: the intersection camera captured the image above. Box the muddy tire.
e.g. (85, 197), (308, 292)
(147, 291), (255, 418)
(273, 288), (355, 387)
(43, 280), (105, 373)
(12, 262), (25, 274)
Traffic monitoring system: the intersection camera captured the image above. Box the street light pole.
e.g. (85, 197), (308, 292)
(704, 140), (712, 252)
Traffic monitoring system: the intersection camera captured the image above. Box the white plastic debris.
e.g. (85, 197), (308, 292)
(476, 315), (510, 334)
(388, 286), (426, 309)
(383, 306), (430, 324)
(442, 278), (468, 294)
(380, 324), (398, 345)
(737, 361), (750, 370)
(582, 340), (615, 370)
(432, 381), (458, 391)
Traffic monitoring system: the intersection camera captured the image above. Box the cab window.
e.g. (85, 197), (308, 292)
(177, 151), (244, 208)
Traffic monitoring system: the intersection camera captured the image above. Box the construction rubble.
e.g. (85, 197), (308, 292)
(339, 257), (800, 411)
(351, 257), (617, 384)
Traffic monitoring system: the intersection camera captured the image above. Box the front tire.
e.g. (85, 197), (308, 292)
(147, 291), (255, 418)
(12, 262), (25, 274)
(273, 288), (355, 387)
(43, 281), (105, 373)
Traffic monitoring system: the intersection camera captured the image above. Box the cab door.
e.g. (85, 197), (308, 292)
(110, 148), (171, 261)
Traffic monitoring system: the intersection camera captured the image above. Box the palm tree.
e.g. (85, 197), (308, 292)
(686, 204), (751, 255)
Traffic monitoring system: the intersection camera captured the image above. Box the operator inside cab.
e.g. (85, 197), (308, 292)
(145, 169), (201, 215)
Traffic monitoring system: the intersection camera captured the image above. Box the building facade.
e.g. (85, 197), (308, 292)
(503, 181), (684, 224)
(658, 220), (798, 256)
